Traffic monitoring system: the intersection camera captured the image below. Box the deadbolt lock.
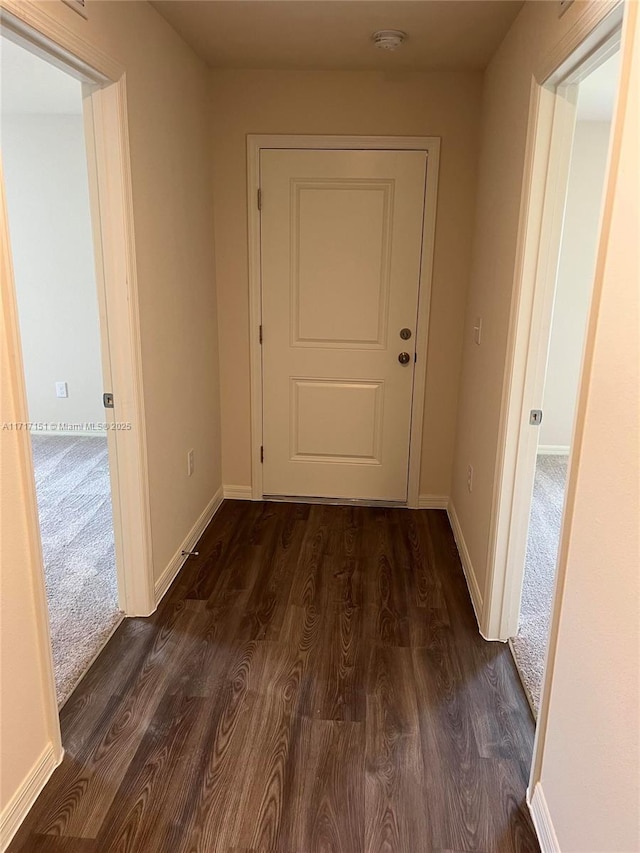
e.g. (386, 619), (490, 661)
(400, 328), (412, 340)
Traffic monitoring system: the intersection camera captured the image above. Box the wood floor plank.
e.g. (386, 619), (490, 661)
(59, 616), (158, 754)
(481, 758), (539, 853)
(8, 834), (98, 852)
(287, 505), (333, 608)
(238, 503), (308, 641)
(93, 692), (206, 851)
(227, 612), (326, 848)
(297, 573), (365, 722)
(399, 511), (452, 649)
(278, 717), (365, 853)
(365, 512), (411, 647)
(8, 501), (539, 853)
(167, 651), (263, 853)
(30, 602), (205, 838)
(365, 647), (429, 853)
(412, 634), (487, 852)
(176, 500), (263, 602)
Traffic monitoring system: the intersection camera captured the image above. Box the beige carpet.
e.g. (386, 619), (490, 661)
(30, 435), (121, 707)
(511, 453), (568, 716)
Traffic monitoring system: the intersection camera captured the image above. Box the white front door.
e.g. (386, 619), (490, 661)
(261, 148), (427, 501)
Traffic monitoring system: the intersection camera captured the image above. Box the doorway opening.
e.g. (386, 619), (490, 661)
(0, 4), (155, 727)
(510, 48), (621, 715)
(1, 35), (122, 706)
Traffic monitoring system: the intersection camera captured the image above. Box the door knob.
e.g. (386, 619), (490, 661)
(398, 352), (411, 365)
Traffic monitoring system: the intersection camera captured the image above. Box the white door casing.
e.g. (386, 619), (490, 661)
(260, 148), (427, 502)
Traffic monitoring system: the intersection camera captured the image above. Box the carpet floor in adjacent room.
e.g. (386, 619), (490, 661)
(511, 453), (569, 716)
(30, 434), (121, 707)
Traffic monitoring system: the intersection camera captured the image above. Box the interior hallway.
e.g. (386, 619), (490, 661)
(7, 501), (538, 853)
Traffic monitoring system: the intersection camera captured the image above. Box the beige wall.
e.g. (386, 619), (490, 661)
(538, 3), (639, 847)
(209, 69), (482, 497)
(540, 120), (611, 451)
(1, 0), (221, 834)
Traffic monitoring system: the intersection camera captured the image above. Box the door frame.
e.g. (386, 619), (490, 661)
(483, 1), (623, 643)
(247, 134), (441, 507)
(0, 1), (155, 617)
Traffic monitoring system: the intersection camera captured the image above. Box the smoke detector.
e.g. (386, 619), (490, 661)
(371, 30), (407, 51)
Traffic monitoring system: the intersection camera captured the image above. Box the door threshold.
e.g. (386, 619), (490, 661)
(263, 494), (408, 508)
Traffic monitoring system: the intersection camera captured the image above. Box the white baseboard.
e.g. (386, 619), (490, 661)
(223, 485), (253, 500)
(538, 444), (570, 455)
(446, 501), (484, 631)
(528, 783), (560, 853)
(417, 494), (449, 509)
(0, 742), (62, 852)
(154, 485), (224, 604)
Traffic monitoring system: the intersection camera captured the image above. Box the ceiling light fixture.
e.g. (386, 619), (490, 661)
(371, 30), (407, 51)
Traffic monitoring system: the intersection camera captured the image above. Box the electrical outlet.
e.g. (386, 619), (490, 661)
(467, 464), (474, 493)
(187, 448), (194, 477)
(473, 317), (482, 346)
(55, 381), (68, 398)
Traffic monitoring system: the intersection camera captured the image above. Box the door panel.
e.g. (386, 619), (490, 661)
(291, 378), (384, 464)
(261, 149), (427, 501)
(293, 180), (392, 347)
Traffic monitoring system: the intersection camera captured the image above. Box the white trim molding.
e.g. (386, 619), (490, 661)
(538, 444), (570, 455)
(537, 0), (623, 84)
(223, 485), (253, 500)
(154, 486), (224, 604)
(528, 783), (561, 853)
(246, 134), (441, 508)
(87, 78), (154, 616)
(0, 742), (62, 852)
(0, 1), (120, 82)
(417, 494), (449, 509)
(447, 502), (486, 635)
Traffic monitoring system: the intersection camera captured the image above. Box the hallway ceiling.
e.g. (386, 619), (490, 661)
(151, 1), (524, 71)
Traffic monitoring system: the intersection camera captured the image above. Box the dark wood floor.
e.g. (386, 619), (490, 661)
(9, 501), (539, 853)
